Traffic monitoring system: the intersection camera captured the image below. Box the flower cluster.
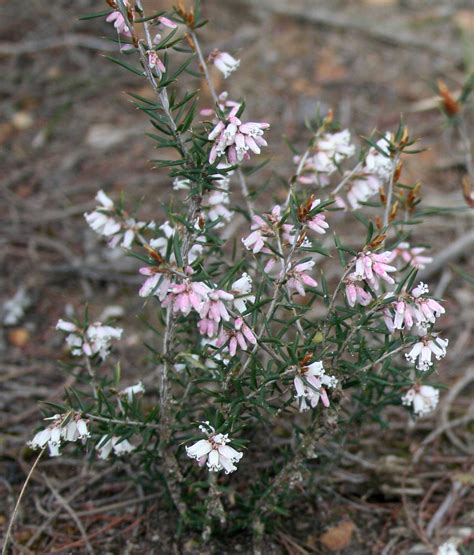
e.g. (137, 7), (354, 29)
(139, 265), (257, 357)
(387, 242), (433, 270)
(437, 542), (460, 555)
(173, 166), (235, 229)
(28, 413), (90, 457)
(295, 130), (355, 187)
(351, 250), (397, 289)
(96, 435), (135, 459)
(405, 333), (448, 371)
(147, 17), (178, 74)
(294, 360), (338, 412)
(402, 384), (439, 417)
(85, 190), (154, 249)
(336, 134), (396, 210)
(149, 221), (203, 264)
(208, 104), (269, 164)
(56, 318), (123, 360)
(186, 422), (243, 474)
(383, 282), (445, 333)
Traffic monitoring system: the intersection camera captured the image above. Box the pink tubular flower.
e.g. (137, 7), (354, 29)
(383, 282), (445, 333)
(199, 289), (234, 323)
(161, 280), (210, 316)
(138, 267), (171, 300)
(148, 50), (166, 73)
(412, 283), (445, 326)
(293, 361), (338, 412)
(106, 8), (132, 38)
(242, 207), (279, 254)
(345, 276), (372, 307)
(387, 242), (433, 270)
(198, 318), (219, 338)
(305, 199), (329, 234)
(157, 15), (177, 29)
(217, 317), (256, 356)
(353, 251), (397, 289)
(287, 260), (318, 296)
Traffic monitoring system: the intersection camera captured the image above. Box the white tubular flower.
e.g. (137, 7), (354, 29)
(120, 381), (145, 401)
(85, 190), (121, 236)
(173, 176), (191, 190)
(28, 413), (89, 457)
(346, 174), (381, 210)
(2, 287), (31, 326)
(296, 130), (355, 186)
(402, 385), (439, 416)
(213, 51), (240, 78)
(57, 318), (122, 359)
(28, 427), (52, 449)
(204, 186), (234, 227)
(85, 190), (154, 250)
(231, 273), (255, 313)
(293, 361), (338, 412)
(405, 335), (448, 371)
(437, 542), (460, 555)
(85, 323), (123, 360)
(56, 319), (78, 333)
(364, 134), (394, 182)
(96, 436), (135, 460)
(150, 221), (203, 264)
(76, 418), (91, 440)
(317, 130), (355, 168)
(185, 422), (243, 474)
(62, 420), (80, 443)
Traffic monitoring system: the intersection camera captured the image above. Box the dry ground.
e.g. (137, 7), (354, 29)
(1, 0), (473, 553)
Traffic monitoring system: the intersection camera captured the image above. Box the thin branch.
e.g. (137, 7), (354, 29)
(86, 413), (160, 430)
(189, 29), (256, 218)
(43, 474), (95, 555)
(2, 449), (45, 555)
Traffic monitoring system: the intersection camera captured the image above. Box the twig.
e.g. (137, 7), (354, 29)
(117, 0), (194, 518)
(42, 474), (95, 555)
(418, 229), (474, 282)
(332, 161), (363, 197)
(359, 343), (408, 372)
(2, 449), (45, 555)
(84, 357), (98, 399)
(426, 480), (465, 539)
(85, 413), (160, 430)
(190, 30), (256, 218)
(439, 368), (474, 456)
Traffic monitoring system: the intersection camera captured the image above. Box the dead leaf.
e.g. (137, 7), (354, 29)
(320, 520), (356, 551)
(8, 328), (30, 348)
